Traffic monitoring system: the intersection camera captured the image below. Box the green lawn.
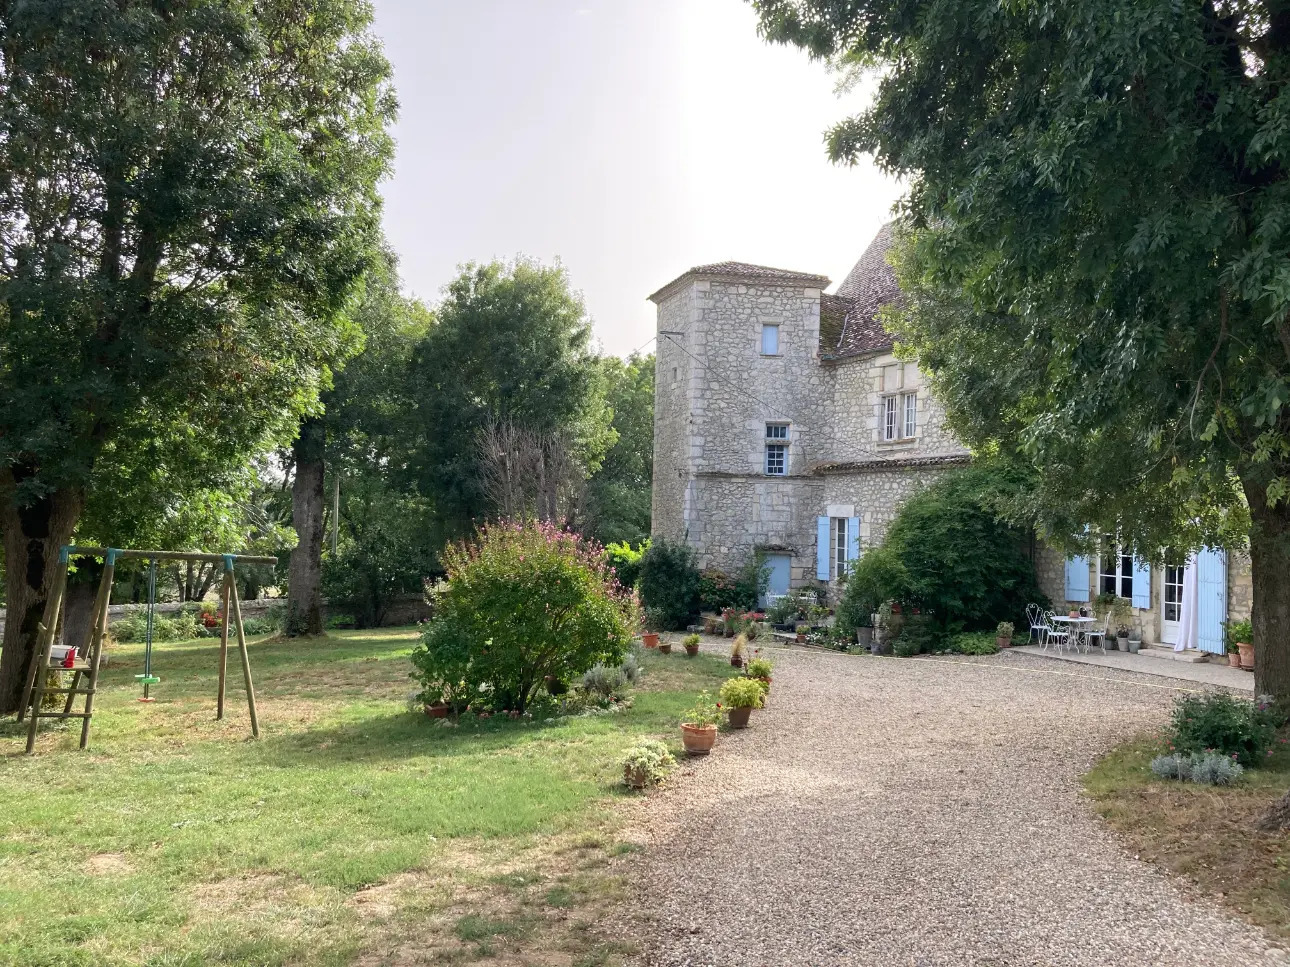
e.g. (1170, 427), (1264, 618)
(0, 629), (731, 966)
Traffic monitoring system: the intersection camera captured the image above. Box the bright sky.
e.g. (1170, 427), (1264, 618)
(372, 0), (903, 358)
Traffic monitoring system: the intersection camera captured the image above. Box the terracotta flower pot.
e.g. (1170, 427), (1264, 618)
(642, 632), (660, 649)
(795, 633), (805, 643)
(681, 723), (717, 755)
(1228, 652), (1242, 668)
(424, 703), (449, 718)
(730, 656), (744, 668)
(1238, 641), (1254, 670)
(727, 706), (752, 729)
(659, 643), (672, 654)
(996, 636), (1011, 649)
(685, 643), (699, 656)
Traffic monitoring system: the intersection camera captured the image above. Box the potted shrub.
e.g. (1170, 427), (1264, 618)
(680, 690), (720, 755)
(642, 607), (665, 649)
(718, 676), (764, 729)
(1225, 636), (1242, 668)
(746, 655), (772, 705)
(1227, 618), (1254, 671)
(702, 614), (721, 635)
(730, 632), (748, 668)
(794, 622), (808, 643)
(995, 621), (1014, 649)
(621, 740), (675, 788)
(855, 617), (874, 650)
(1127, 631), (1141, 654)
(659, 638), (672, 654)
(682, 633), (701, 656)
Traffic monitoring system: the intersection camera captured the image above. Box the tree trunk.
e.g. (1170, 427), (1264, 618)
(1245, 481), (1290, 702)
(286, 418), (325, 636)
(0, 468), (82, 715)
(62, 559), (103, 657)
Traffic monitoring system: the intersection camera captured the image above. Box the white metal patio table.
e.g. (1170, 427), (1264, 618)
(1051, 615), (1096, 653)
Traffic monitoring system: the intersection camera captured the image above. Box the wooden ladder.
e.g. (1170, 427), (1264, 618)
(18, 549), (114, 753)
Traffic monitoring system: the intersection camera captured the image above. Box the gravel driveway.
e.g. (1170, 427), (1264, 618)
(619, 642), (1283, 967)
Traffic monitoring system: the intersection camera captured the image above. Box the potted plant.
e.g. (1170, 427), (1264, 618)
(856, 617), (874, 650)
(730, 632), (748, 668)
(1225, 635), (1242, 667)
(642, 607), (665, 649)
(718, 676), (764, 729)
(746, 655), (772, 706)
(682, 633), (701, 656)
(721, 607), (738, 637)
(794, 622), (808, 643)
(621, 740), (675, 789)
(1127, 630), (1141, 654)
(996, 621), (1014, 649)
(702, 614), (721, 636)
(420, 684), (452, 718)
(680, 690), (720, 755)
(1227, 618), (1254, 671)
(659, 638), (673, 654)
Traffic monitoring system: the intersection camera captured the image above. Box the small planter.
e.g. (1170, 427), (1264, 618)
(659, 642), (672, 655)
(1228, 652), (1242, 668)
(1127, 638), (1141, 654)
(623, 764), (652, 789)
(730, 656), (744, 668)
(795, 633), (806, 643)
(424, 703), (450, 719)
(685, 642), (700, 656)
(642, 632), (660, 649)
(681, 723), (717, 755)
(856, 626), (874, 649)
(996, 636), (1011, 649)
(727, 707), (752, 729)
(1238, 640), (1254, 671)
(1117, 635), (1130, 651)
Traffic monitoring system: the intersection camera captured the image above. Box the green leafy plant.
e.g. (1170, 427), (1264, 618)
(581, 664), (628, 701)
(948, 631), (1000, 656)
(621, 740), (675, 788)
(1226, 618), (1253, 646)
(730, 633), (748, 661)
(637, 538), (700, 631)
(682, 633), (701, 649)
(605, 539), (647, 590)
(718, 676), (765, 709)
(996, 621), (1014, 639)
(681, 690), (722, 728)
(1168, 692), (1283, 767)
(410, 520), (638, 713)
(746, 657), (773, 680)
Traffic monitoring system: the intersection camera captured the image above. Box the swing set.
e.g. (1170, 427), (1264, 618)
(17, 545), (278, 754)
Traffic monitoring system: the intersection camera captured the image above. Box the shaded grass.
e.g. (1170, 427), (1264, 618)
(0, 629), (733, 965)
(1084, 732), (1290, 941)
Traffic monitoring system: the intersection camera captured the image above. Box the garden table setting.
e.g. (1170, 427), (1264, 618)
(1050, 613), (1096, 652)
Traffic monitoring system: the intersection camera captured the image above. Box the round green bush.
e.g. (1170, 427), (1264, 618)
(637, 538), (700, 631)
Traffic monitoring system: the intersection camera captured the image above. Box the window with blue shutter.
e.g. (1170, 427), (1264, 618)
(816, 516), (831, 582)
(847, 517), (861, 564)
(1064, 556), (1090, 602)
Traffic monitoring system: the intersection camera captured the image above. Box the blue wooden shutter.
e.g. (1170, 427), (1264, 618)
(1131, 557), (1151, 609)
(1064, 556), (1090, 602)
(1196, 548), (1227, 655)
(846, 517), (861, 564)
(816, 516), (831, 581)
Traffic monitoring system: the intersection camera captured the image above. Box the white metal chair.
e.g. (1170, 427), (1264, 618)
(1084, 611), (1112, 655)
(1041, 611), (1070, 655)
(1026, 603), (1046, 644)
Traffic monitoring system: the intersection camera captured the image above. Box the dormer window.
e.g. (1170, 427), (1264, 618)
(760, 324), (780, 356)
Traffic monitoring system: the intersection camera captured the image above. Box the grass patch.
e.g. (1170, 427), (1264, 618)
(0, 629), (732, 965)
(1084, 731), (1290, 941)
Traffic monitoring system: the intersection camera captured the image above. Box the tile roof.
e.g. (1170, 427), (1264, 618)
(648, 261), (830, 303)
(823, 222), (903, 360)
(811, 453), (971, 475)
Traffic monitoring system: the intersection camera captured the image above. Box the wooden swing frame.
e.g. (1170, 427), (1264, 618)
(17, 545), (278, 754)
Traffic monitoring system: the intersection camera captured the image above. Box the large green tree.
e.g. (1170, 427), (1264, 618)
(404, 258), (614, 539)
(586, 353), (654, 546)
(0, 0), (395, 712)
(753, 0), (1290, 699)
(284, 255), (432, 635)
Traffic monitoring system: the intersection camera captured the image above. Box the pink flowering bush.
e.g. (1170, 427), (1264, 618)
(412, 520), (640, 713)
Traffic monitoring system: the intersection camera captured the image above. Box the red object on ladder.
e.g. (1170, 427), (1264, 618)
(62, 648), (76, 669)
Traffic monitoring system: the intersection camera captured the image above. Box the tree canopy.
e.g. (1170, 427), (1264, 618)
(586, 353), (654, 545)
(0, 0), (396, 711)
(404, 258), (614, 538)
(752, 0), (1290, 698)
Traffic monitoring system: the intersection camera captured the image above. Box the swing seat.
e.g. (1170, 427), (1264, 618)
(135, 674), (161, 685)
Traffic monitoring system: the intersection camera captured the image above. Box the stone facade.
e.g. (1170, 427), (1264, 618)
(649, 261), (969, 599)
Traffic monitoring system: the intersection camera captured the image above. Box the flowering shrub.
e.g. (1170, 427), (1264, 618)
(622, 740), (675, 788)
(1167, 692), (1284, 767)
(410, 520), (639, 713)
(681, 690), (722, 728)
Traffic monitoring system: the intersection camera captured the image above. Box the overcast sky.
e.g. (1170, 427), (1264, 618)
(372, 0), (903, 358)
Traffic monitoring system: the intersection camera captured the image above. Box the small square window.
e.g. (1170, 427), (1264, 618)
(761, 324), (780, 355)
(766, 423), (788, 440)
(765, 443), (787, 475)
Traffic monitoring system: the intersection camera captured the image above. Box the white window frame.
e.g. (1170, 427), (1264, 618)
(760, 324), (780, 356)
(1098, 542), (1134, 599)
(832, 517), (849, 582)
(765, 443), (787, 476)
(882, 392), (917, 442)
(1163, 559), (1185, 623)
(883, 396), (898, 441)
(903, 392), (917, 439)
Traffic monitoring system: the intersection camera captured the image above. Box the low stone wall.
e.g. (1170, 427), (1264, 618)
(0, 593), (432, 637)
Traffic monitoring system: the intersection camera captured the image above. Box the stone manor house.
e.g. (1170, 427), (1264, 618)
(648, 225), (1251, 654)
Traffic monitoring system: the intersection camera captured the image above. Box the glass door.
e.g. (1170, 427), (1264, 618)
(1162, 560), (1185, 644)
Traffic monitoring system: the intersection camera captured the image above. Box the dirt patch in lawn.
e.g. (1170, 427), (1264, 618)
(1085, 735), (1290, 943)
(85, 852), (133, 876)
